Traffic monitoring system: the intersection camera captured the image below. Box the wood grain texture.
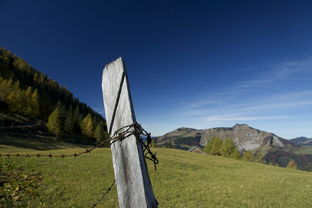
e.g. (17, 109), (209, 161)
(102, 58), (158, 208)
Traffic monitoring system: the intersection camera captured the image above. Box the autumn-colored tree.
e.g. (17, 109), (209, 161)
(94, 123), (106, 143)
(47, 106), (63, 137)
(81, 114), (94, 137)
(30, 89), (40, 117)
(7, 89), (24, 113)
(0, 48), (107, 144)
(287, 160), (298, 169)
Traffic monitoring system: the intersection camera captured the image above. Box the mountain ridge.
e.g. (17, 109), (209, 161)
(157, 124), (296, 151)
(290, 137), (312, 146)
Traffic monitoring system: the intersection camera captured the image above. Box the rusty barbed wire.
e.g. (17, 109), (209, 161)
(0, 122), (159, 169)
(91, 179), (116, 208)
(1, 122), (159, 207)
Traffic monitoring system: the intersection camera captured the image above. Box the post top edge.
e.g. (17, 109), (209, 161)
(104, 57), (124, 70)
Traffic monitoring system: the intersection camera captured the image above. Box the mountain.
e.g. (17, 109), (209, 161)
(157, 127), (202, 150)
(157, 124), (312, 171)
(290, 137), (312, 146)
(157, 124), (294, 152)
(0, 48), (107, 144)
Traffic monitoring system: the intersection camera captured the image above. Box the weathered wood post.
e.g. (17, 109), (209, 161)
(101, 57), (158, 208)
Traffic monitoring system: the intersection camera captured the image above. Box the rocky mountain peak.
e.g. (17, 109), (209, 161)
(233, 124), (250, 129)
(157, 124), (294, 152)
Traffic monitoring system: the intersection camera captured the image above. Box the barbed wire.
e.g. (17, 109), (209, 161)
(91, 179), (116, 208)
(0, 122), (159, 168)
(1, 122), (159, 207)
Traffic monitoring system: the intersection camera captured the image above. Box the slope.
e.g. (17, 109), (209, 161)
(0, 48), (107, 144)
(1, 146), (312, 207)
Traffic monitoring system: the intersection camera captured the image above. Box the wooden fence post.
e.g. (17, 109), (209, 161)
(101, 57), (158, 208)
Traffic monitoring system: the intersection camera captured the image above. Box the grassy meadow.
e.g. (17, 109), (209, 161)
(1, 141), (312, 208)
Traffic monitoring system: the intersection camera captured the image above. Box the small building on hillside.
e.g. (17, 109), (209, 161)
(188, 146), (204, 154)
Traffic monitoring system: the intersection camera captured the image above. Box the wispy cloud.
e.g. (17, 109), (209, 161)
(184, 90), (312, 116)
(179, 57), (312, 130)
(204, 115), (297, 122)
(272, 58), (312, 79)
(225, 57), (312, 94)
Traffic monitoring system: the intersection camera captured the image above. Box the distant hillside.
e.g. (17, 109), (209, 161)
(263, 150), (312, 171)
(157, 127), (202, 150)
(0, 48), (107, 144)
(157, 124), (294, 152)
(290, 137), (312, 146)
(157, 124), (312, 171)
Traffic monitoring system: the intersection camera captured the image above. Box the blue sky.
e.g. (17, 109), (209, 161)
(1, 0), (312, 138)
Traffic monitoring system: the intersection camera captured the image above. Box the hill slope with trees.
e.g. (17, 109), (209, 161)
(0, 48), (107, 145)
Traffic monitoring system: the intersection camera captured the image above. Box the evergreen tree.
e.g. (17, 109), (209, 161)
(0, 78), (8, 100)
(25, 86), (33, 98)
(23, 86), (33, 116)
(94, 123), (105, 143)
(81, 114), (94, 137)
(72, 105), (82, 134)
(204, 137), (222, 155)
(30, 89), (40, 117)
(64, 107), (74, 135)
(0, 48), (107, 144)
(220, 138), (236, 157)
(7, 89), (23, 113)
(47, 106), (63, 137)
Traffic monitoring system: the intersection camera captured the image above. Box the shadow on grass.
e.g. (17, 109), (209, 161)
(0, 134), (85, 151)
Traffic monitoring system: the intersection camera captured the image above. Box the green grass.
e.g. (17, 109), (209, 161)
(1, 145), (312, 207)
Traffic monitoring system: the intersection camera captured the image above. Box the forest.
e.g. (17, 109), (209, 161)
(0, 48), (108, 144)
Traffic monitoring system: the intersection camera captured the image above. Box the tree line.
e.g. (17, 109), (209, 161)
(204, 137), (299, 169)
(0, 48), (108, 144)
(46, 102), (108, 144)
(204, 137), (242, 160)
(204, 137), (264, 162)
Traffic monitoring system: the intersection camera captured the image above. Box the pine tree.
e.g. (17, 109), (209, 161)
(64, 107), (74, 135)
(81, 114), (94, 137)
(0, 78), (8, 100)
(72, 105), (82, 134)
(23, 86), (33, 116)
(220, 138), (236, 157)
(25, 86), (33, 97)
(94, 123), (105, 143)
(7, 89), (23, 113)
(47, 106), (63, 137)
(30, 89), (40, 117)
(204, 137), (222, 155)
